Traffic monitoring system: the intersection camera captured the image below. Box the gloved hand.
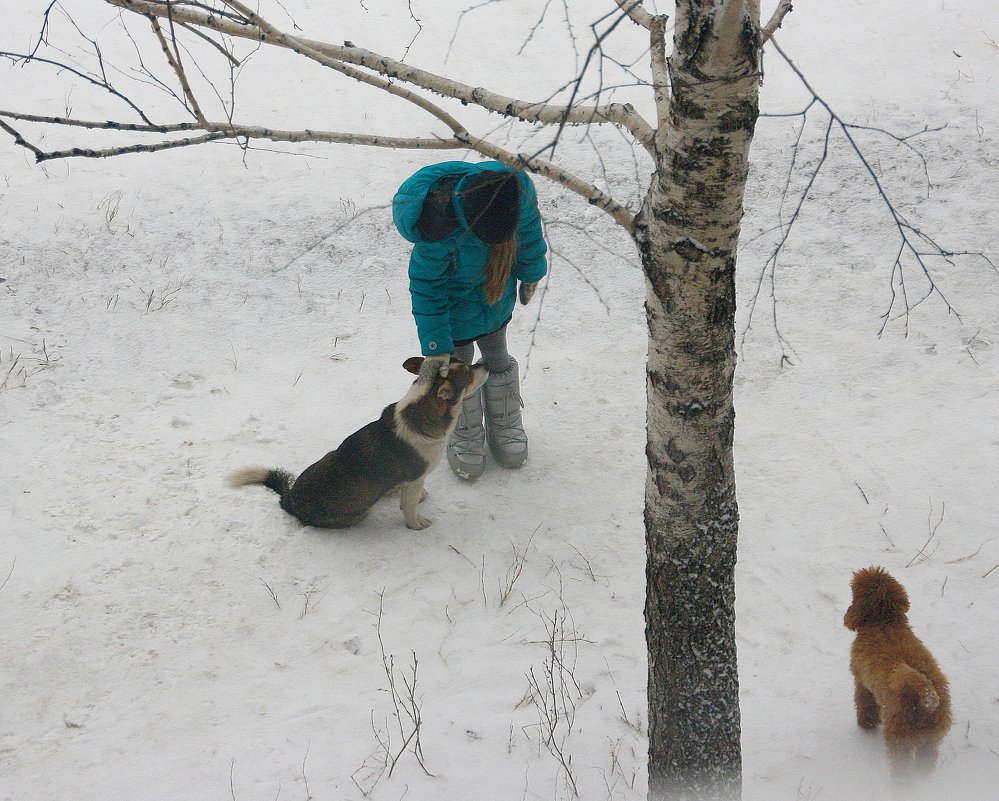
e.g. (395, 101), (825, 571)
(422, 352), (452, 377)
(518, 281), (538, 306)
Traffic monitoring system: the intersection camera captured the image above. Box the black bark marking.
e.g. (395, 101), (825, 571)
(708, 257), (737, 325)
(650, 204), (692, 229)
(675, 1), (715, 80)
(719, 99), (759, 133)
(673, 237), (706, 262)
(669, 90), (706, 122)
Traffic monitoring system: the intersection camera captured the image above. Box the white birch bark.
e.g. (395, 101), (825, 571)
(637, 1), (760, 799)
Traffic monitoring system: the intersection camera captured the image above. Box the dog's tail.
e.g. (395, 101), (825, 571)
(891, 664), (942, 727)
(227, 466), (296, 499)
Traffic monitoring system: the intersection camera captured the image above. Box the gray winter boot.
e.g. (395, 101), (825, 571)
(483, 357), (528, 468)
(447, 388), (486, 480)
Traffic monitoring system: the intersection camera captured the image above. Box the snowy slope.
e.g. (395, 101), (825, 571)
(1, 2), (997, 800)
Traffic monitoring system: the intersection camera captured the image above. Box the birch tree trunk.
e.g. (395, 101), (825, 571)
(638, 2), (760, 799)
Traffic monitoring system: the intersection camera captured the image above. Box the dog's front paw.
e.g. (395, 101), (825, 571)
(405, 514), (433, 530)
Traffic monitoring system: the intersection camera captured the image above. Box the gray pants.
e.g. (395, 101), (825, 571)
(454, 324), (512, 374)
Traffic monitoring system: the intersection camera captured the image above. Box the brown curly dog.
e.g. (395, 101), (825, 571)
(844, 566), (951, 781)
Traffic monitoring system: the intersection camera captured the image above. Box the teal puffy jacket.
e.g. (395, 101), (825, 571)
(392, 161), (548, 355)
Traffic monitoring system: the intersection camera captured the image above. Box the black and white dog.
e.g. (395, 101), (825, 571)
(228, 356), (488, 529)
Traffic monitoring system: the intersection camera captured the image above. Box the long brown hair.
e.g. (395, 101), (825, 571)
(483, 236), (517, 305)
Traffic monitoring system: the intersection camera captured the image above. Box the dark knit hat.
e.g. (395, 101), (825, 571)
(455, 170), (521, 244)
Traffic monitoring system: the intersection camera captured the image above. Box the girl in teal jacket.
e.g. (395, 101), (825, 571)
(392, 161), (548, 479)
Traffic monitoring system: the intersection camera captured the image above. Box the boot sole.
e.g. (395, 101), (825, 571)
(488, 443), (528, 468)
(448, 452), (486, 480)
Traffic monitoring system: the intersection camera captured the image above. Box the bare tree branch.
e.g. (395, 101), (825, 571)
(759, 0), (793, 45)
(27, 1), (60, 59)
(741, 113), (832, 366)
(743, 38), (996, 344)
(456, 130), (637, 232)
(547, 219), (640, 270)
(0, 112), (465, 161)
(0, 120), (46, 161)
(2, 112), (630, 235)
(104, 0), (655, 148)
(517, 0), (578, 64)
(210, 0), (469, 137)
(175, 20), (241, 66)
(649, 14), (670, 149)
(4, 124), (228, 160)
(1, 1), (657, 237)
(2, 3), (641, 231)
(150, 14), (206, 124)
(401, 0), (424, 62)
(0, 49), (154, 124)
(0, 109), (198, 132)
(842, 120), (946, 198)
(613, 0), (654, 29)
(526, 2), (657, 161)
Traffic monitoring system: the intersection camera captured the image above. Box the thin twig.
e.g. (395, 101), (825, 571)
(906, 500), (946, 568)
(0, 559), (15, 592)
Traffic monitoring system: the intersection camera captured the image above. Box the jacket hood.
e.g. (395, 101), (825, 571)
(393, 160), (516, 244)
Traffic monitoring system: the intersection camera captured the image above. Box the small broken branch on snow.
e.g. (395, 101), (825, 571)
(0, 559), (15, 593)
(906, 500), (946, 569)
(498, 524), (541, 607)
(524, 606), (585, 797)
(351, 591), (433, 795)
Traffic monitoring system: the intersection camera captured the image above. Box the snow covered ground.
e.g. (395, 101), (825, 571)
(1, 2), (997, 800)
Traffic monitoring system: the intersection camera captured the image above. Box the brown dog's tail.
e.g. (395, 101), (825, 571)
(227, 466), (296, 500)
(891, 664), (942, 728)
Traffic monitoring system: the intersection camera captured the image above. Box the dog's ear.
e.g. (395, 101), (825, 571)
(843, 603), (862, 631)
(403, 357), (424, 375)
(845, 566), (910, 629)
